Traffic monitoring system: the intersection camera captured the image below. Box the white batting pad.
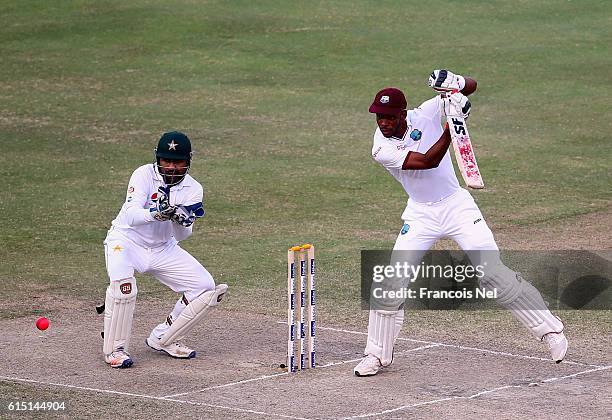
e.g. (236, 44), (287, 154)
(103, 278), (137, 355)
(159, 283), (228, 345)
(364, 309), (404, 366)
(395, 308), (405, 340)
(481, 265), (564, 339)
(503, 278), (564, 339)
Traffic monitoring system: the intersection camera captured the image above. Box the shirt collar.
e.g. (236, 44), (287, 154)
(390, 123), (411, 141)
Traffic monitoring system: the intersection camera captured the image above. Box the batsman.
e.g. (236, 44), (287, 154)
(101, 131), (227, 368)
(354, 70), (568, 376)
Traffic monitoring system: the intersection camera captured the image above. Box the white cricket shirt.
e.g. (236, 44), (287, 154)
(109, 164), (204, 248)
(371, 96), (460, 203)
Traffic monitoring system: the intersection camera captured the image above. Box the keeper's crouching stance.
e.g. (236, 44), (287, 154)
(102, 131), (228, 368)
(354, 71), (567, 377)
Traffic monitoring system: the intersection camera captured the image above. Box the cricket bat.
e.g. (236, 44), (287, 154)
(447, 116), (484, 189)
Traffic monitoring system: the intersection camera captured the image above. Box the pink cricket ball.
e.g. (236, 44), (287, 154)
(36, 317), (50, 331)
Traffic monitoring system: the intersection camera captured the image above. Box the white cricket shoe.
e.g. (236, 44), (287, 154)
(543, 331), (568, 363)
(145, 333), (196, 359)
(354, 354), (382, 377)
(105, 349), (133, 368)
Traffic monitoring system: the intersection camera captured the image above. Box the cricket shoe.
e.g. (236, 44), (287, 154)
(145, 333), (196, 359)
(543, 331), (568, 363)
(105, 349), (133, 368)
(354, 354), (382, 377)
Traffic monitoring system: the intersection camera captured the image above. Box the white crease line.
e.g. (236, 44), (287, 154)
(430, 343), (600, 368)
(317, 344), (441, 369)
(318, 357), (363, 368)
(163, 360), (357, 399)
(165, 343), (443, 399)
(541, 365), (612, 383)
(344, 365), (612, 419)
(160, 397), (313, 420)
(164, 371), (289, 398)
(466, 385), (522, 399)
(314, 324), (604, 368)
(397, 343), (442, 354)
(0, 375), (311, 420)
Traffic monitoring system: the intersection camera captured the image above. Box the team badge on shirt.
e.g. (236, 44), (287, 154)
(410, 129), (422, 141)
(400, 223), (410, 234)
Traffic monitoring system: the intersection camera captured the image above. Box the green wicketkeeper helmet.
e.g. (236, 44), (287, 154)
(154, 131), (193, 186)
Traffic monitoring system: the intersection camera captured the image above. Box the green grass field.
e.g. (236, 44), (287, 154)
(1, 0), (610, 320)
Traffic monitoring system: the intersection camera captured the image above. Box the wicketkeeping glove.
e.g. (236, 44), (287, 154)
(171, 206), (196, 227)
(442, 91), (471, 119)
(149, 186), (177, 221)
(428, 69), (465, 93)
(170, 202), (205, 228)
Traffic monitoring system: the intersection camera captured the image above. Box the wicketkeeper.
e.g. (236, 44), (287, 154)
(354, 70), (568, 376)
(102, 131), (227, 368)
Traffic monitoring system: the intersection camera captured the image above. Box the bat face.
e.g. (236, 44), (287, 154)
(447, 116), (484, 189)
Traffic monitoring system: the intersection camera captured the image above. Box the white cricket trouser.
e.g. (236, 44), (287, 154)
(394, 188), (497, 252)
(377, 188), (498, 310)
(385, 187), (563, 340)
(104, 230), (215, 339)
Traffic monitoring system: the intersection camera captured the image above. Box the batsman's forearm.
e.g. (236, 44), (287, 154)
(402, 126), (451, 170)
(424, 126), (452, 167)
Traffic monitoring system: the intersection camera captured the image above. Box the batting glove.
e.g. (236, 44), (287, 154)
(442, 91), (471, 119)
(428, 69), (466, 93)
